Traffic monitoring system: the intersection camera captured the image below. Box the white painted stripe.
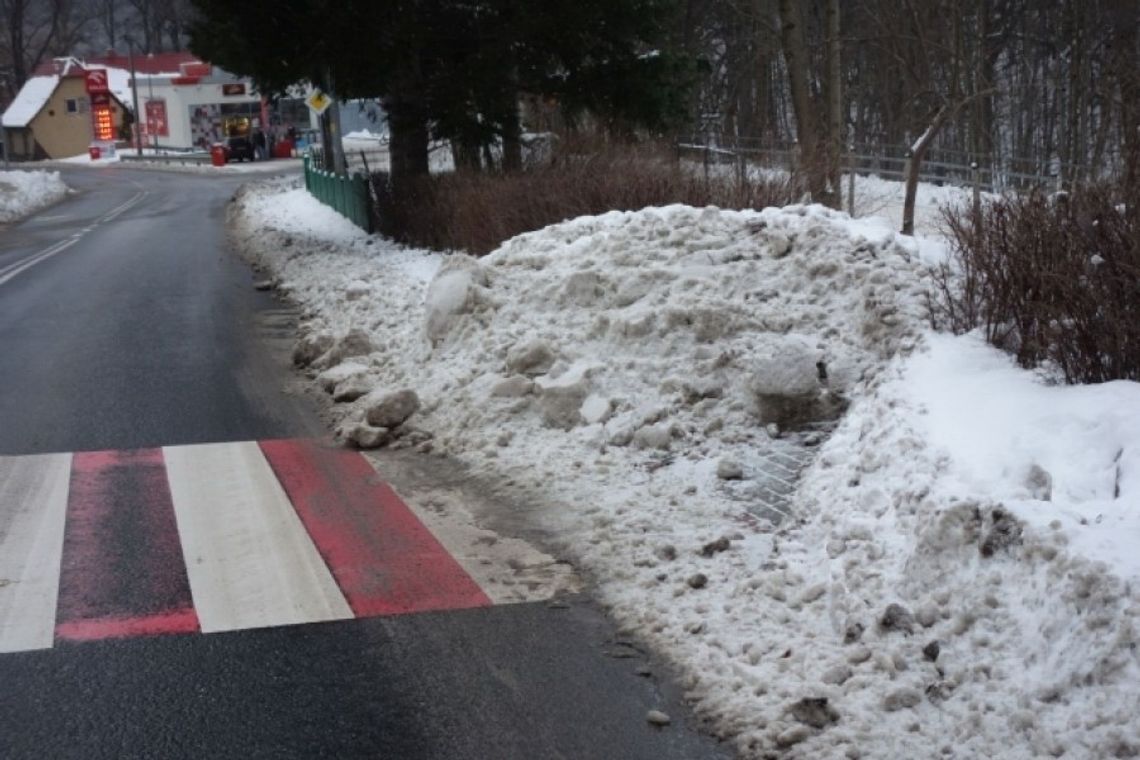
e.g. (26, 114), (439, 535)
(0, 239), (78, 287)
(0, 189), (145, 289)
(163, 442), (352, 633)
(99, 191), (146, 223)
(0, 453), (72, 653)
(0, 239), (71, 278)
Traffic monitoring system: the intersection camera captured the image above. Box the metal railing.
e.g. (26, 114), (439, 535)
(676, 137), (1106, 195)
(302, 154), (373, 233)
(118, 151), (213, 165)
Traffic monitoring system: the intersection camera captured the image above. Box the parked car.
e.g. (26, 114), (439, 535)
(225, 135), (255, 162)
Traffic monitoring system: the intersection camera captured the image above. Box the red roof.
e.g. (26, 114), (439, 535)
(34, 51), (203, 77)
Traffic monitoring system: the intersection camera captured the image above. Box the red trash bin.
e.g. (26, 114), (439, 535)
(210, 144), (228, 167)
(89, 146), (101, 160)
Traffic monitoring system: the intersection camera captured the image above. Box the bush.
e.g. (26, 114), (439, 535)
(371, 140), (798, 255)
(931, 185), (1140, 383)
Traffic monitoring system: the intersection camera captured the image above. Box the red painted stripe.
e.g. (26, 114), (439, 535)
(55, 609), (201, 642)
(259, 439), (491, 616)
(56, 449), (199, 641)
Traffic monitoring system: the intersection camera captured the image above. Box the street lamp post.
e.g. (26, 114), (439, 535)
(123, 34), (142, 156)
(147, 53), (157, 150)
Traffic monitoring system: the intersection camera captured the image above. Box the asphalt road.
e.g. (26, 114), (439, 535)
(0, 165), (729, 759)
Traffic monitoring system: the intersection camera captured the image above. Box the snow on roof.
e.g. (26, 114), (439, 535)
(2, 56), (141, 129)
(0, 63), (138, 129)
(105, 66), (135, 112)
(2, 75), (60, 128)
(32, 51), (202, 77)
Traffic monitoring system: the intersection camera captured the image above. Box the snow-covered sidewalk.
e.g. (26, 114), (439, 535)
(0, 170), (69, 223)
(229, 175), (1140, 759)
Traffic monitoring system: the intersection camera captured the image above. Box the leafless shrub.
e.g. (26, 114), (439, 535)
(372, 139), (799, 255)
(931, 183), (1140, 384)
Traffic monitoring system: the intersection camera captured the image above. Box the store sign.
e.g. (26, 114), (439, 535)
(145, 99), (169, 137)
(306, 89), (331, 115)
(181, 62), (212, 77)
(222, 83), (246, 96)
(84, 69), (109, 95)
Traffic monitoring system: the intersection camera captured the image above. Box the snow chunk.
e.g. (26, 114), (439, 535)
(316, 361), (368, 392)
(364, 389), (420, 429)
(424, 256), (492, 346)
(748, 335), (823, 397)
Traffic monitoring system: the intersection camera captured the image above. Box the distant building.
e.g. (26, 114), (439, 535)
(1, 57), (132, 160)
(1, 51), (319, 160)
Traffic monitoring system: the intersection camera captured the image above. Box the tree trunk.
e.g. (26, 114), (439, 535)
(502, 111), (523, 172)
(452, 139), (482, 172)
(385, 98), (430, 187)
(825, 0), (842, 210)
(902, 90), (994, 235)
(777, 0), (825, 201)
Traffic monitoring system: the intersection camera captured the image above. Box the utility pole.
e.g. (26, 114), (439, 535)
(147, 53), (157, 150)
(124, 34), (142, 156)
(326, 68), (346, 175)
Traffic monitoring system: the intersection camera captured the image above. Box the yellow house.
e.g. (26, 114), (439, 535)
(2, 58), (130, 161)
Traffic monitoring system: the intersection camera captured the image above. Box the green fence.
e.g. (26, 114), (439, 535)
(302, 155), (373, 233)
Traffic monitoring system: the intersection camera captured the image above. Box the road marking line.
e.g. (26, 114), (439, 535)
(55, 449), (198, 641)
(99, 191), (146, 223)
(259, 439), (492, 616)
(55, 609), (200, 641)
(0, 238), (72, 277)
(0, 189), (146, 288)
(0, 239), (78, 287)
(0, 453), (72, 653)
(164, 441), (353, 634)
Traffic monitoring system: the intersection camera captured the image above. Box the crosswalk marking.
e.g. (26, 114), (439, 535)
(260, 439), (492, 616)
(56, 449), (199, 641)
(164, 441), (354, 634)
(0, 439), (544, 654)
(0, 453), (72, 653)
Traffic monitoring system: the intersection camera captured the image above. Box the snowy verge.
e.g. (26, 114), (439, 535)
(229, 175), (1140, 758)
(0, 169), (69, 223)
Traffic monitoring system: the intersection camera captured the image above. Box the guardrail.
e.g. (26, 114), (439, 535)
(118, 152), (213, 165)
(676, 139), (1098, 195)
(302, 154), (373, 233)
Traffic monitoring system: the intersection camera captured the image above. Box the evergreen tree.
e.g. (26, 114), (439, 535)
(187, 0), (690, 182)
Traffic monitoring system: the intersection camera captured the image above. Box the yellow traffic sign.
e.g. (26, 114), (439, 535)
(306, 90), (332, 115)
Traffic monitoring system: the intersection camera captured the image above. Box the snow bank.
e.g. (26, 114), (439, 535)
(0, 170), (69, 223)
(755, 333), (1140, 758)
(230, 175), (1140, 758)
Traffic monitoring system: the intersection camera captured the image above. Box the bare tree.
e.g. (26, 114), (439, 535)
(0, 0), (87, 98)
(776, 0), (826, 201)
(825, 0), (841, 208)
(92, 0), (120, 49)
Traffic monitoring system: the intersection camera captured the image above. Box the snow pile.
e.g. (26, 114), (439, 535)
(0, 170), (69, 222)
(230, 176), (1140, 758)
(743, 335), (1140, 758)
(344, 129), (387, 142)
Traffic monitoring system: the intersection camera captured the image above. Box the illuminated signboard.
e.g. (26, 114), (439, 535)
(85, 69), (109, 94)
(145, 100), (169, 136)
(89, 91), (114, 140)
(222, 83), (246, 96)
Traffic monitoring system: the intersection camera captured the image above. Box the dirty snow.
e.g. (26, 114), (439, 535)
(0, 170), (69, 223)
(230, 174), (1140, 758)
